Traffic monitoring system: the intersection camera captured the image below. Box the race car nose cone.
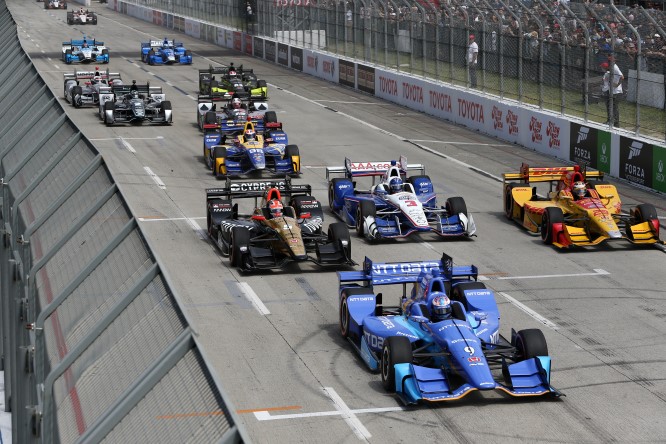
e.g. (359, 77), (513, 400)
(608, 230), (622, 239)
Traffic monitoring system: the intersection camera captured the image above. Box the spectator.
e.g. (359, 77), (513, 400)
(468, 34), (479, 88)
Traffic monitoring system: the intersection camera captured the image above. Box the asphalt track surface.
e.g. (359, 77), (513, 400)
(8, 1), (666, 442)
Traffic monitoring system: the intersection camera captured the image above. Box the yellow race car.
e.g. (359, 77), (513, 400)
(503, 163), (663, 248)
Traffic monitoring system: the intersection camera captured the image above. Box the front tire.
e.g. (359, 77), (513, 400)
(515, 329), (548, 360)
(328, 222), (351, 259)
(541, 207), (564, 244)
(230, 227), (250, 268)
(355, 200), (376, 238)
(381, 336), (413, 392)
(446, 196), (468, 218)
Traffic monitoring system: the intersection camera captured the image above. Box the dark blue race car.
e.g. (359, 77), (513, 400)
(327, 156), (476, 241)
(140, 38), (192, 65)
(338, 253), (562, 404)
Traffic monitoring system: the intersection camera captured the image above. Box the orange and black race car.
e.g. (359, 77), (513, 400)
(503, 163), (663, 248)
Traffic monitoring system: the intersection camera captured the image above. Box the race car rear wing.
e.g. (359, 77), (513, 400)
(64, 68), (121, 82)
(64, 38), (104, 47)
(337, 253), (479, 287)
(206, 177), (312, 201)
(325, 155), (425, 180)
(503, 163), (604, 184)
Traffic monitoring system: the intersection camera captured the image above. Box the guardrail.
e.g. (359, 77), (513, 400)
(0, 1), (248, 442)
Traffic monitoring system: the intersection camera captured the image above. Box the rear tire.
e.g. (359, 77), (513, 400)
(356, 200), (376, 237)
(71, 86), (82, 108)
(450, 281), (487, 306)
(381, 336), (413, 392)
(504, 183), (519, 219)
(264, 110), (278, 124)
(540, 207), (564, 244)
(204, 111), (217, 125)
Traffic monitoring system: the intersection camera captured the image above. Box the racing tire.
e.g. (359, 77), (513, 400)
(160, 100), (172, 124)
(103, 101), (115, 125)
(148, 49), (155, 65)
(504, 183), (520, 220)
(184, 50), (192, 63)
(450, 281), (487, 307)
(284, 144), (300, 175)
(204, 111), (217, 125)
(540, 207), (564, 244)
(356, 200), (376, 238)
(515, 329), (548, 360)
(230, 227), (251, 269)
(213, 146), (227, 179)
(339, 287), (371, 339)
(67, 12), (73, 24)
(446, 196), (468, 218)
(406, 175), (432, 193)
(101, 49), (109, 63)
(328, 222), (351, 258)
(264, 111), (278, 124)
(71, 86), (82, 108)
(633, 203), (658, 223)
(92, 14), (97, 25)
(65, 49), (72, 64)
(257, 80), (267, 88)
(381, 336), (413, 392)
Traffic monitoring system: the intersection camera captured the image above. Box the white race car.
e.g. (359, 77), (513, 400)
(64, 68), (122, 108)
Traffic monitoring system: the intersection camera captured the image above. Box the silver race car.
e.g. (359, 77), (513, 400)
(64, 68), (122, 108)
(98, 80), (172, 125)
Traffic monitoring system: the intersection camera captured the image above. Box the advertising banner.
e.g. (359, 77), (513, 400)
(357, 64), (375, 95)
(253, 37), (264, 58)
(654, 145), (666, 193)
(290, 47), (303, 71)
(265, 40), (277, 63)
(244, 34), (253, 54)
(277, 43), (289, 66)
(233, 32), (242, 52)
(570, 123), (601, 170)
(303, 49), (338, 82)
(619, 136), (652, 187)
(184, 19), (201, 39)
(338, 59), (355, 88)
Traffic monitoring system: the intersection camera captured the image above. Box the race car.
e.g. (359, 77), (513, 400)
(140, 38), (192, 65)
(327, 157), (476, 241)
(63, 68), (122, 107)
(43, 0), (66, 9)
(197, 92), (269, 131)
(206, 178), (355, 271)
(62, 38), (109, 64)
(339, 253), (562, 404)
(503, 163), (663, 248)
(67, 8), (97, 25)
(198, 63), (268, 102)
(204, 120), (300, 179)
(98, 80), (172, 125)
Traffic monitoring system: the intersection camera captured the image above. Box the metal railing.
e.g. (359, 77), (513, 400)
(121, 0), (666, 141)
(0, 1), (247, 442)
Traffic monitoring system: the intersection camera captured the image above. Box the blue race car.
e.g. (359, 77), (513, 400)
(339, 253), (562, 404)
(140, 38), (192, 65)
(327, 156), (476, 241)
(204, 119), (300, 179)
(61, 38), (109, 64)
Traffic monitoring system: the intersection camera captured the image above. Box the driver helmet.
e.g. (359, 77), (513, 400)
(132, 90), (139, 99)
(245, 129), (256, 141)
(430, 294), (452, 322)
(268, 199), (283, 218)
(82, 40), (89, 48)
(229, 69), (237, 76)
(389, 177), (403, 194)
(232, 97), (242, 109)
(163, 37), (169, 46)
(572, 181), (587, 198)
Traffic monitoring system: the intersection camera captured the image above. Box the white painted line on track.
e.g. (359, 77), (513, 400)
(186, 218), (208, 240)
(254, 405), (406, 421)
(143, 167), (166, 190)
(120, 138), (136, 153)
(238, 282), (270, 315)
(479, 269), (610, 281)
(498, 292), (559, 330)
(411, 139), (510, 146)
(89, 136), (164, 141)
(324, 387), (371, 441)
(138, 216), (206, 222)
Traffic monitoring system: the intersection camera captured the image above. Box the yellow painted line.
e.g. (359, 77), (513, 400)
(237, 405), (302, 414)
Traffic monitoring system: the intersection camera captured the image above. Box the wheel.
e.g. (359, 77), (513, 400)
(92, 14), (97, 25)
(65, 49), (72, 64)
(160, 100), (172, 124)
(339, 287), (369, 338)
(67, 12), (73, 24)
(291, 195), (323, 221)
(356, 200), (376, 237)
(230, 227), (250, 268)
(284, 144), (300, 174)
(633, 203), (658, 223)
(148, 49), (155, 65)
(213, 146), (227, 179)
(328, 222), (351, 258)
(446, 196), (468, 217)
(204, 111), (217, 125)
(515, 329), (548, 360)
(504, 183), (519, 219)
(257, 79), (267, 88)
(71, 86), (82, 108)
(328, 178), (347, 211)
(264, 111), (278, 124)
(184, 50), (192, 62)
(540, 207), (564, 244)
(406, 175), (432, 193)
(103, 101), (114, 125)
(101, 48), (109, 63)
(381, 336), (413, 392)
